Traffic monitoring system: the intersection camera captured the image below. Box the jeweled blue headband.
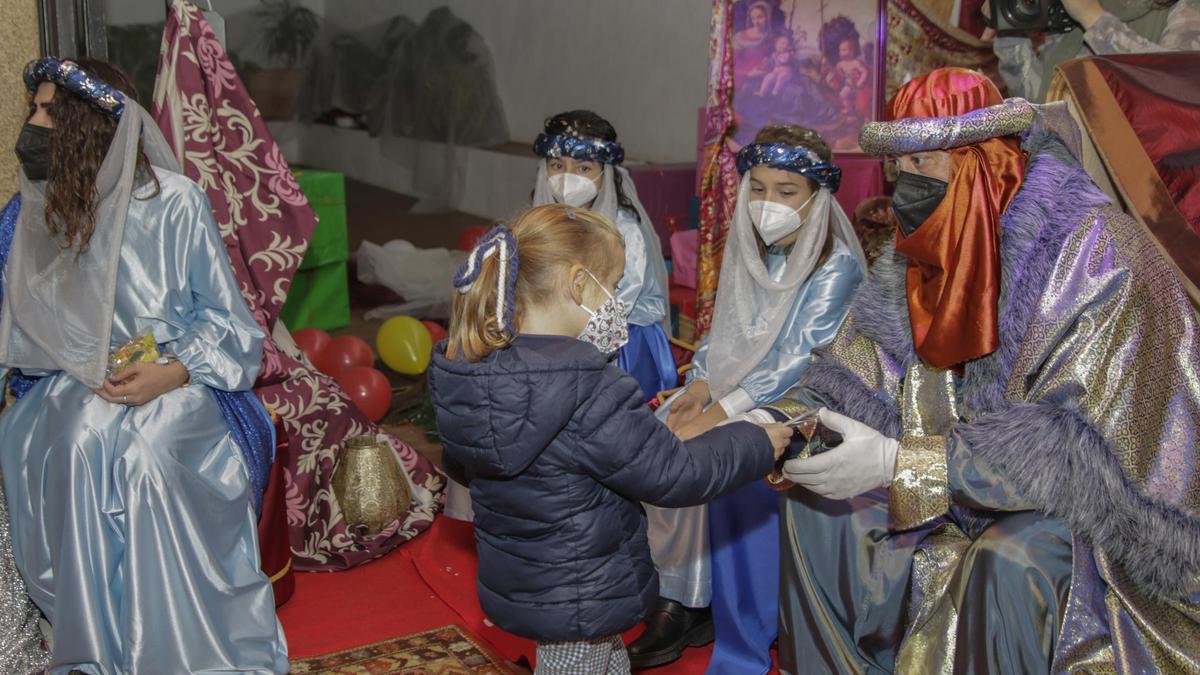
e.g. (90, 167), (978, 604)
(453, 225), (520, 336)
(533, 133), (625, 165)
(23, 57), (126, 119)
(858, 98), (1035, 156)
(736, 143), (842, 193)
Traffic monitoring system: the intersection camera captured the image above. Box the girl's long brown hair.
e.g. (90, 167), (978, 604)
(38, 59), (158, 253)
(447, 204), (625, 362)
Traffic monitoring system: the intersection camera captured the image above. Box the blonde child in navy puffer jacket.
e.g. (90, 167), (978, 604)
(429, 204), (790, 674)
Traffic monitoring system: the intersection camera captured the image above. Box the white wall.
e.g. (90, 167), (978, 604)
(321, 0), (709, 164)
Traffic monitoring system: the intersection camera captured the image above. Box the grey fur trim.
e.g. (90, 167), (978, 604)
(800, 359), (902, 438)
(957, 399), (1200, 600)
(847, 244), (915, 370)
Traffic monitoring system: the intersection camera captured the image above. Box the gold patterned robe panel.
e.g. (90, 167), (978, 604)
(1007, 204), (1200, 516)
(1002, 204), (1200, 672)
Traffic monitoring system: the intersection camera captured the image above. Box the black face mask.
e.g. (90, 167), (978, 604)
(14, 123), (51, 182)
(892, 171), (948, 237)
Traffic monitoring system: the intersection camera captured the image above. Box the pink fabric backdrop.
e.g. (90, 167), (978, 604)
(152, 0), (443, 571)
(834, 155), (886, 219)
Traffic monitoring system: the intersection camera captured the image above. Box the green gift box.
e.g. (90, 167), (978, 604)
(280, 169), (351, 331)
(293, 168), (348, 270)
(280, 261), (351, 332)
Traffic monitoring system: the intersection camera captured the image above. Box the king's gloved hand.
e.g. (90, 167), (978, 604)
(781, 408), (899, 499)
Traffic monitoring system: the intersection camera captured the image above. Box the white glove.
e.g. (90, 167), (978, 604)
(781, 408), (899, 499)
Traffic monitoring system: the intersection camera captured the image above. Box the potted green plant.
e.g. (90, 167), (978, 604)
(247, 0), (320, 120)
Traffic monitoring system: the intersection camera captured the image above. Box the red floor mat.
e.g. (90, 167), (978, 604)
(278, 516), (727, 672)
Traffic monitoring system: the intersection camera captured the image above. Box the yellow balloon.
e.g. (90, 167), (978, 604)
(376, 316), (433, 375)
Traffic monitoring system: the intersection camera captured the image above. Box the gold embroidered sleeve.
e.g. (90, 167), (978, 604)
(889, 435), (950, 531)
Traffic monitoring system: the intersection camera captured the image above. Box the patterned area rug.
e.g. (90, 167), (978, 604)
(290, 624), (515, 674)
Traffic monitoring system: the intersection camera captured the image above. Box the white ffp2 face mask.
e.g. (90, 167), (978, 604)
(748, 191), (816, 244)
(549, 172), (599, 207)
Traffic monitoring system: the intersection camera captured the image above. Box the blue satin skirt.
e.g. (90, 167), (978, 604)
(706, 480), (779, 675)
(0, 374), (288, 674)
(618, 323), (677, 401)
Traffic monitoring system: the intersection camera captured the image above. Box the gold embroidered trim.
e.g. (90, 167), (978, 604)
(762, 400), (810, 420)
(889, 435), (950, 531)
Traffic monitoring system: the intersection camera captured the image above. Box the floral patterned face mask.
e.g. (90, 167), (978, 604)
(577, 270), (629, 355)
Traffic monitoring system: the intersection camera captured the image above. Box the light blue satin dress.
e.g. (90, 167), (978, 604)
(0, 172), (288, 674)
(647, 238), (862, 618)
(613, 208), (676, 400)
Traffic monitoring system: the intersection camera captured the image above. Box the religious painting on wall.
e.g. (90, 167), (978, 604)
(729, 0), (886, 153)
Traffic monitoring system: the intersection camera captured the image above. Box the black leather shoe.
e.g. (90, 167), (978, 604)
(627, 597), (713, 670)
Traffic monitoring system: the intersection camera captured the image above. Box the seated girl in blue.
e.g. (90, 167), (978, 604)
(530, 110), (675, 401)
(630, 125), (866, 672)
(429, 204), (791, 674)
(0, 58), (286, 673)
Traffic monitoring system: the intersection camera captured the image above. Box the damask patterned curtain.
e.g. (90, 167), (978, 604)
(695, 0), (739, 338)
(886, 0), (1000, 99)
(152, 0), (443, 571)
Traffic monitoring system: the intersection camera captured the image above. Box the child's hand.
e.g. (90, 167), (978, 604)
(758, 423), (795, 460)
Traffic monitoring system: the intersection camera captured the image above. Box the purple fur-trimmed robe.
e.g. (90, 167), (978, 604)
(772, 129), (1200, 673)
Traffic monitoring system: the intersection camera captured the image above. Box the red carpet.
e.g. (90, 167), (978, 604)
(277, 534), (460, 659)
(278, 517), (721, 672)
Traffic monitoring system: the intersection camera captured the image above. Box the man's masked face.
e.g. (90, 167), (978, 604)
(892, 151), (952, 237)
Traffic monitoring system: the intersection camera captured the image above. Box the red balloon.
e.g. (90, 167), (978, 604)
(292, 328), (331, 365)
(457, 225), (490, 252)
(337, 366), (393, 422)
(421, 320), (448, 343)
(317, 335), (375, 378)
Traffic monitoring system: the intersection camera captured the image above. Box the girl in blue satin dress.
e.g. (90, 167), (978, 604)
(0, 58), (286, 674)
(530, 110), (676, 401)
(630, 126), (866, 672)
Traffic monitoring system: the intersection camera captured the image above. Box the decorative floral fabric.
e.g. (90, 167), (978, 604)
(696, 0), (740, 338)
(152, 0), (442, 571)
(887, 0), (1001, 99)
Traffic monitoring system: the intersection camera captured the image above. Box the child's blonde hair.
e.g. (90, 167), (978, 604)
(448, 204), (624, 362)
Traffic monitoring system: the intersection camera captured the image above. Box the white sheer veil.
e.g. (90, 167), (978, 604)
(0, 100), (181, 388)
(703, 173), (866, 400)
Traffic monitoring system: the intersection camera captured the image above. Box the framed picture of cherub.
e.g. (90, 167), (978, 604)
(729, 0), (887, 154)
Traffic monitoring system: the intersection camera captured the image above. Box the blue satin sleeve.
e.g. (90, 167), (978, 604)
(164, 186), (264, 392)
(735, 249), (862, 408)
(615, 208), (669, 327)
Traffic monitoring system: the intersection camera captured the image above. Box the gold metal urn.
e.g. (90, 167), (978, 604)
(332, 435), (412, 535)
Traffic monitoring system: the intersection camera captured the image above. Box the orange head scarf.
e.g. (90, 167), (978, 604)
(889, 69), (1026, 371)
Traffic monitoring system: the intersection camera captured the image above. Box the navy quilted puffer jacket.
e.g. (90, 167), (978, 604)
(429, 335), (774, 642)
